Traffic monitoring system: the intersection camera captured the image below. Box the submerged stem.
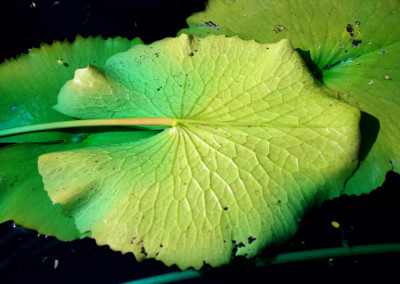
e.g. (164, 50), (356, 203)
(0, 117), (175, 137)
(124, 243), (400, 284)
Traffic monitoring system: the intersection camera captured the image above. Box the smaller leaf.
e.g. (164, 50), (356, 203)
(0, 143), (84, 241)
(0, 36), (142, 130)
(0, 130), (159, 240)
(0, 35), (144, 239)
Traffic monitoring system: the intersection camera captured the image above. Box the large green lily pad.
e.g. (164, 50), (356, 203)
(38, 34), (360, 269)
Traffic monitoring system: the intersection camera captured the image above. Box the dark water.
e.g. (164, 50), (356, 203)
(1, 172), (399, 283)
(0, 1), (399, 283)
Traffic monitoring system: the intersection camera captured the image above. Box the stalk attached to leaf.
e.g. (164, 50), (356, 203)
(1, 34), (361, 269)
(0, 117), (175, 137)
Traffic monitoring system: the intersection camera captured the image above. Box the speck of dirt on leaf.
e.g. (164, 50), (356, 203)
(377, 50), (388, 54)
(368, 80), (374, 84)
(10, 105), (17, 112)
(351, 39), (362, 47)
(231, 240), (245, 255)
(355, 21), (361, 25)
(346, 24), (355, 37)
(248, 236), (257, 244)
(141, 247), (148, 256)
(204, 21), (220, 31)
(384, 75), (392, 80)
(273, 25), (286, 33)
(56, 58), (69, 67)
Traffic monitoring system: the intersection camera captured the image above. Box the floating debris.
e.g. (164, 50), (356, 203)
(331, 221), (340, 229)
(273, 25), (286, 33)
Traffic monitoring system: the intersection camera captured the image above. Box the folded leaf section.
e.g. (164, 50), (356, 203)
(0, 36), (142, 131)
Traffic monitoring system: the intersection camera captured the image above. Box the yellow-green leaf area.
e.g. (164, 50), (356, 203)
(181, 0), (400, 196)
(38, 34), (360, 269)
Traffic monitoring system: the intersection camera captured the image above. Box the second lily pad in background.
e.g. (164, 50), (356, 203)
(181, 0), (400, 195)
(0, 36), (142, 132)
